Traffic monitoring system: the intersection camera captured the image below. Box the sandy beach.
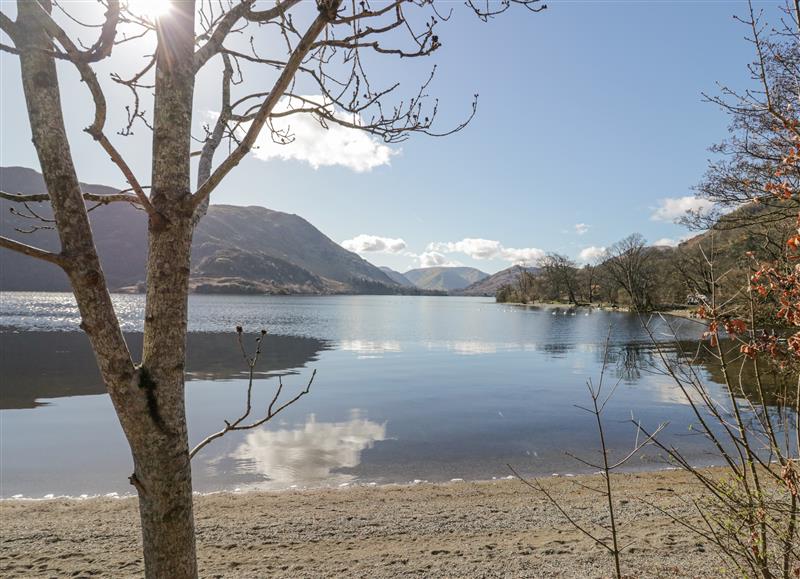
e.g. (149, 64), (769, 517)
(1, 469), (724, 578)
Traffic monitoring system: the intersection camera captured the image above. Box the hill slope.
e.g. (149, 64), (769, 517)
(404, 266), (489, 291)
(194, 204), (395, 287)
(458, 265), (539, 296)
(677, 201), (799, 265)
(0, 166), (397, 294)
(379, 266), (415, 287)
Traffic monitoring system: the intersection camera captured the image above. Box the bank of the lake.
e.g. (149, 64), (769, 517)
(0, 469), (720, 578)
(496, 300), (700, 320)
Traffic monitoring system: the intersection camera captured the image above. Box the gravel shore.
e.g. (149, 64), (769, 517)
(1, 469), (723, 578)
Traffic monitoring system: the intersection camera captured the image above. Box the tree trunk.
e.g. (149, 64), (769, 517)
(16, 2), (200, 577)
(132, 2), (200, 576)
(134, 215), (196, 579)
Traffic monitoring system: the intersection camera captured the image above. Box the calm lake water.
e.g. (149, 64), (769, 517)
(0, 293), (730, 498)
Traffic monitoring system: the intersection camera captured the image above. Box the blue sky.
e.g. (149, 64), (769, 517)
(0, 1), (762, 273)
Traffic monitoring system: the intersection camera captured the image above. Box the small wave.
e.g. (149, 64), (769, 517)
(1, 491), (135, 501)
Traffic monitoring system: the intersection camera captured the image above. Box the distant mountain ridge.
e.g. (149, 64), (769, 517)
(379, 266), (415, 287)
(0, 166), (398, 294)
(403, 266), (489, 291)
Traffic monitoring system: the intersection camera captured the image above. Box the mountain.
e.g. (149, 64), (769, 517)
(0, 166), (398, 294)
(193, 204), (396, 289)
(379, 266), (415, 287)
(457, 265), (539, 296)
(403, 266), (489, 291)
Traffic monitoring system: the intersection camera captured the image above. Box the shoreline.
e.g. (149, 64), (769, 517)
(1, 463), (702, 502)
(498, 300), (702, 320)
(1, 468), (723, 578)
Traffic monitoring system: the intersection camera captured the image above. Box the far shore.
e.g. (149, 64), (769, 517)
(1, 468), (723, 578)
(499, 300), (702, 320)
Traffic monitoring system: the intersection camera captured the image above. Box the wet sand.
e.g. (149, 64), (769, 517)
(1, 469), (722, 578)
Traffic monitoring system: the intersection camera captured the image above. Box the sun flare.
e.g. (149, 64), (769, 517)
(125, 0), (172, 21)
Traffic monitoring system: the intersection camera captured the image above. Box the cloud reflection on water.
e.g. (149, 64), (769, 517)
(339, 339), (402, 358)
(230, 411), (386, 488)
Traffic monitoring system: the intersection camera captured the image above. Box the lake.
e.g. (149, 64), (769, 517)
(0, 293), (728, 498)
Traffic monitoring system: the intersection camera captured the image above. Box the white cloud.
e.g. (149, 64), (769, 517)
(418, 251), (462, 268)
(246, 95), (396, 172)
(574, 223), (590, 235)
(499, 247), (547, 264)
(426, 238), (544, 265)
(651, 196), (715, 222)
(428, 238), (502, 260)
(579, 246), (607, 263)
(652, 237), (679, 247)
(341, 234), (407, 254)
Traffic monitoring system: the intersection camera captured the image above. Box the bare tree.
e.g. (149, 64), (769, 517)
(0, 1), (545, 576)
(516, 268), (537, 301)
(636, 276), (799, 578)
(579, 263), (598, 303)
(672, 240), (719, 301)
(637, 5), (800, 572)
(538, 252), (579, 304)
(690, 1), (800, 231)
(495, 268), (536, 303)
(603, 234), (656, 312)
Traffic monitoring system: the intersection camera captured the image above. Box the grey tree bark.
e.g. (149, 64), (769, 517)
(133, 2), (199, 576)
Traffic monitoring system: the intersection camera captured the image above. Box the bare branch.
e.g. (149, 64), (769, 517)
(193, 1), (341, 209)
(194, 0), (303, 70)
(28, 2), (161, 226)
(0, 189), (141, 205)
(79, 1), (120, 62)
(193, 52), (234, 224)
(0, 10), (19, 42)
(0, 235), (65, 267)
(190, 328), (316, 459)
(466, 0), (546, 21)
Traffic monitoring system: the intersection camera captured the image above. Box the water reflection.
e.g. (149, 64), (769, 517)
(540, 342), (574, 358)
(687, 341), (796, 408)
(425, 340), (501, 355)
(227, 411), (386, 488)
(0, 331), (328, 409)
(603, 343), (657, 383)
(6, 294), (778, 497)
(338, 339), (402, 357)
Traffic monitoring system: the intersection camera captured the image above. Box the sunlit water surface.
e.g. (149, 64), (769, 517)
(0, 293), (731, 498)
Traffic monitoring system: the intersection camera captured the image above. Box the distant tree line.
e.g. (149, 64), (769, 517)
(495, 216), (797, 313)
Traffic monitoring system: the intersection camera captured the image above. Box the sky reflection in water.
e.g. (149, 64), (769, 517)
(1, 294), (730, 498)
